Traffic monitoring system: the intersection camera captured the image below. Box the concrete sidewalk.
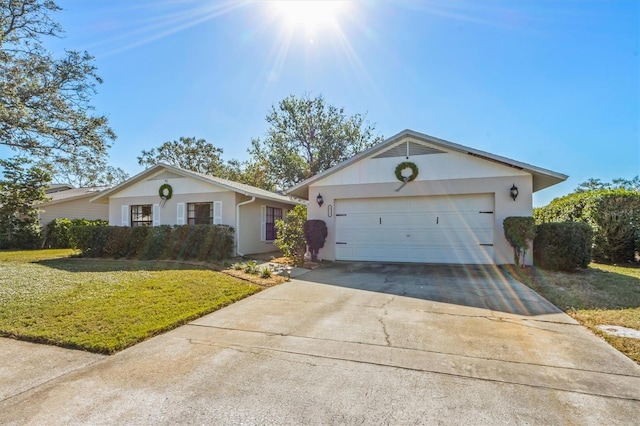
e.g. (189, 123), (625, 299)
(1, 264), (639, 424)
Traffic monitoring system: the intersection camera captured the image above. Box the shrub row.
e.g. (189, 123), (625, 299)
(71, 225), (235, 261)
(43, 218), (108, 248)
(534, 222), (593, 271)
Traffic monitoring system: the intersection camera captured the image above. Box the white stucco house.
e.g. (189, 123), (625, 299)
(288, 129), (567, 265)
(38, 185), (110, 225)
(90, 163), (302, 256)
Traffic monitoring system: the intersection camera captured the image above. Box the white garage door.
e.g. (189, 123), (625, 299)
(335, 194), (495, 264)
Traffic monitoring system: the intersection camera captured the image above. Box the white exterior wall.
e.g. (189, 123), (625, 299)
(235, 194), (293, 255)
(39, 197), (109, 225)
(103, 170), (297, 257)
(307, 142), (534, 265)
(108, 192), (237, 228)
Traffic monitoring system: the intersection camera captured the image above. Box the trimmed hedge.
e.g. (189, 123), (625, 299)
(534, 222), (593, 271)
(43, 218), (108, 248)
(71, 225), (235, 261)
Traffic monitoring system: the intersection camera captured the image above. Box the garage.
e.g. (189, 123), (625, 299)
(334, 194), (495, 264)
(287, 129), (568, 265)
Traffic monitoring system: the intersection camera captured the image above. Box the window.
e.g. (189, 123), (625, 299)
(265, 206), (282, 241)
(188, 202), (213, 225)
(131, 205), (152, 227)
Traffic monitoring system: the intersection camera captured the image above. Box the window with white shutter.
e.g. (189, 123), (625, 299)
(213, 201), (222, 225)
(153, 204), (160, 226)
(176, 203), (185, 225)
(121, 205), (129, 226)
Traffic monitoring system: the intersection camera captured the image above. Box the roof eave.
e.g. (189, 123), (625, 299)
(286, 129), (568, 196)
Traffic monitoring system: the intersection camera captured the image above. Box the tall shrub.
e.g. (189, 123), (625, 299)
(274, 205), (307, 266)
(304, 220), (328, 262)
(534, 222), (592, 271)
(503, 217), (536, 266)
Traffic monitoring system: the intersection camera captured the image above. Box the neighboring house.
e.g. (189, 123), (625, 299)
(38, 186), (110, 226)
(90, 163), (302, 256)
(288, 129), (568, 265)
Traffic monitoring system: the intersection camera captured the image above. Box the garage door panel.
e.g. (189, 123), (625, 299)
(335, 195), (495, 264)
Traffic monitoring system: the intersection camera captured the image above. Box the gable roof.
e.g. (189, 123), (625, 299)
(287, 129), (568, 198)
(90, 163), (302, 205)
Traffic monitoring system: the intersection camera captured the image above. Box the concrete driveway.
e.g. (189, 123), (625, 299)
(1, 263), (639, 425)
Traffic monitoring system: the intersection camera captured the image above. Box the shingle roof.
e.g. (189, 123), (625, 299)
(41, 187), (110, 205)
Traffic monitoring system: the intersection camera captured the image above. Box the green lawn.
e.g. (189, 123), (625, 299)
(0, 249), (260, 354)
(506, 263), (640, 364)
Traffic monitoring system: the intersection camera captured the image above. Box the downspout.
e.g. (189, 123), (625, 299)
(235, 197), (256, 257)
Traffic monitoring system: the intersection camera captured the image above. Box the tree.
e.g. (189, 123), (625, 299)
(249, 93), (383, 189)
(575, 176), (640, 192)
(223, 158), (275, 191)
(138, 136), (275, 190)
(138, 136), (226, 176)
(1, 0), (115, 163)
(0, 157), (51, 249)
(43, 149), (129, 187)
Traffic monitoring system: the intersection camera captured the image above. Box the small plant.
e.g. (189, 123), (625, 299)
(244, 260), (259, 275)
(260, 267), (272, 279)
(232, 262), (244, 271)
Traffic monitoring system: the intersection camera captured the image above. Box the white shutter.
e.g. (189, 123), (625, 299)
(153, 204), (160, 226)
(213, 201), (222, 225)
(260, 205), (266, 241)
(177, 203), (185, 225)
(121, 205), (129, 227)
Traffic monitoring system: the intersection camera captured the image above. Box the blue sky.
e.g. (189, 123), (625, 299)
(38, 0), (640, 205)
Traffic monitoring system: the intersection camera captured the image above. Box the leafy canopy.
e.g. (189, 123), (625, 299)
(0, 0), (115, 163)
(138, 136), (275, 190)
(249, 93), (383, 189)
(0, 157), (51, 249)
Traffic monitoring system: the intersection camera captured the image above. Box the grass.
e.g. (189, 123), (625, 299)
(0, 249), (260, 354)
(505, 263), (640, 364)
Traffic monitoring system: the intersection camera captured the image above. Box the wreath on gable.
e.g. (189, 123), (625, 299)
(159, 183), (173, 200)
(395, 162), (419, 182)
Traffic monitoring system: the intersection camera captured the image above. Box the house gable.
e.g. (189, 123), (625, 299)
(314, 137), (530, 187)
(111, 170), (230, 199)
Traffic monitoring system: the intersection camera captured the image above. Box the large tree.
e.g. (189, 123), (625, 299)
(0, 157), (50, 249)
(138, 136), (226, 176)
(43, 149), (129, 187)
(249, 93), (384, 189)
(138, 136), (275, 190)
(1, 0), (115, 163)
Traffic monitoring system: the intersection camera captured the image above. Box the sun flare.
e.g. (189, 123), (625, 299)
(270, 0), (348, 32)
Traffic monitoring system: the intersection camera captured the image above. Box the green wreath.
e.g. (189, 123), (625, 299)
(395, 162), (419, 182)
(159, 183), (173, 200)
